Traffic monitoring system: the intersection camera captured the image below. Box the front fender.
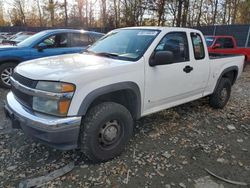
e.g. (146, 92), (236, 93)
(77, 82), (142, 119)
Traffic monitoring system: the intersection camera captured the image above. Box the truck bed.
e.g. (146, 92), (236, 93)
(209, 53), (243, 59)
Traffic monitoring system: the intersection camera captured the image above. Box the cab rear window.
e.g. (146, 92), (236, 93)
(191, 33), (205, 60)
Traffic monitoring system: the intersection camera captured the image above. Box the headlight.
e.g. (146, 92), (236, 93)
(36, 81), (75, 93)
(32, 81), (75, 116)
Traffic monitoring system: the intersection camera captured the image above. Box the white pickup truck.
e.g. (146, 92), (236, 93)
(5, 27), (244, 162)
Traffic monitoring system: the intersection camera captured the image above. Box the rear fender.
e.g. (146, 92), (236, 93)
(213, 66), (238, 93)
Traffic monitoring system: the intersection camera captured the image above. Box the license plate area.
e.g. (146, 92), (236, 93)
(4, 105), (21, 129)
(11, 118), (21, 129)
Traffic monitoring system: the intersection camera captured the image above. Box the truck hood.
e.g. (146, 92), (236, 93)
(15, 53), (126, 81)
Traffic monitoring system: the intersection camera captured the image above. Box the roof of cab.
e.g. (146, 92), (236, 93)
(39, 29), (103, 35)
(118, 26), (202, 33)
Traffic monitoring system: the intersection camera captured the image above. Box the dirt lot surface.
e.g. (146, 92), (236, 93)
(0, 66), (249, 188)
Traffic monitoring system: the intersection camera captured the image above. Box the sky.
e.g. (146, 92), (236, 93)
(1, 0), (101, 21)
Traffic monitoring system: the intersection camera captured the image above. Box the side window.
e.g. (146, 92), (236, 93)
(70, 33), (92, 47)
(224, 38), (234, 48)
(91, 33), (103, 42)
(215, 38), (224, 48)
(155, 32), (189, 64)
(215, 38), (234, 48)
(191, 33), (205, 60)
(38, 33), (69, 48)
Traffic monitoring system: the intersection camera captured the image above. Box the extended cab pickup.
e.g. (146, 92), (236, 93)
(206, 35), (250, 63)
(5, 27), (244, 162)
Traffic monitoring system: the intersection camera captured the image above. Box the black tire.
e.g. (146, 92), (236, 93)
(0, 63), (17, 88)
(209, 78), (232, 109)
(80, 102), (133, 162)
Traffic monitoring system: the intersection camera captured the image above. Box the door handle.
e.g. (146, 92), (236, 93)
(183, 65), (193, 73)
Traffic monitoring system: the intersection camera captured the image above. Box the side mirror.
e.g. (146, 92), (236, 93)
(212, 43), (221, 49)
(150, 51), (174, 66)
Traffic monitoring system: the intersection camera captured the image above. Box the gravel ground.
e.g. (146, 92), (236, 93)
(0, 66), (249, 188)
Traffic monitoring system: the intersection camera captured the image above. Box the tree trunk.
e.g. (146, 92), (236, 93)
(222, 0), (227, 24)
(227, 0), (232, 24)
(49, 0), (55, 26)
(100, 0), (107, 27)
(176, 0), (183, 27)
(181, 0), (189, 27)
(169, 1), (178, 26)
(231, 0), (239, 24)
(16, 0), (26, 25)
(156, 0), (166, 26)
(36, 0), (43, 26)
(212, 0), (218, 25)
(64, 0), (68, 26)
(85, 0), (89, 27)
(77, 0), (84, 26)
(113, 0), (120, 27)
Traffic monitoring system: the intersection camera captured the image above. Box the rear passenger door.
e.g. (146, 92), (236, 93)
(189, 32), (210, 93)
(144, 32), (209, 113)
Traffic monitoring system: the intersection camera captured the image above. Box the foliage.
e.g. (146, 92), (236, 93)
(0, 0), (249, 28)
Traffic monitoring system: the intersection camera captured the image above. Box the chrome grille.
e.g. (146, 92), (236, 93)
(11, 73), (37, 109)
(12, 72), (37, 88)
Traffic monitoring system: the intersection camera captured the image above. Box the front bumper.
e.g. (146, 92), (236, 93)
(4, 92), (82, 150)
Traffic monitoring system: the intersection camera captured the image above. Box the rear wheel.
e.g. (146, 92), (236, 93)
(209, 78), (232, 109)
(80, 102), (133, 162)
(0, 63), (17, 88)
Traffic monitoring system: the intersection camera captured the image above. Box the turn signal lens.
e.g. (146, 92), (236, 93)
(61, 83), (75, 92)
(59, 100), (71, 115)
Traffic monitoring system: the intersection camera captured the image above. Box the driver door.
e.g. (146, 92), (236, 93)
(144, 32), (208, 114)
(30, 33), (72, 59)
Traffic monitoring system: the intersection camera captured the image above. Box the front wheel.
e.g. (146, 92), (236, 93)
(209, 78), (232, 109)
(0, 63), (17, 88)
(80, 102), (133, 162)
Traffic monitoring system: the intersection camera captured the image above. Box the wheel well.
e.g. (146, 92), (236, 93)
(89, 89), (140, 120)
(244, 55), (250, 62)
(0, 60), (19, 65)
(221, 69), (238, 85)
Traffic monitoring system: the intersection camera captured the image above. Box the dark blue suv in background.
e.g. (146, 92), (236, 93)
(0, 29), (104, 88)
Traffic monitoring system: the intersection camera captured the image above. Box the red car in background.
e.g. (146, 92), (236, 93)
(205, 35), (250, 63)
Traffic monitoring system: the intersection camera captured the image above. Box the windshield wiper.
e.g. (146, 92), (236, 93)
(94, 52), (119, 58)
(85, 50), (119, 58)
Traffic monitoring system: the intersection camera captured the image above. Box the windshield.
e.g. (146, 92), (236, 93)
(17, 31), (48, 47)
(205, 37), (215, 47)
(87, 29), (160, 61)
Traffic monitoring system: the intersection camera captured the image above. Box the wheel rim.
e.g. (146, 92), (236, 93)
(99, 120), (122, 149)
(220, 88), (228, 103)
(1, 67), (13, 86)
